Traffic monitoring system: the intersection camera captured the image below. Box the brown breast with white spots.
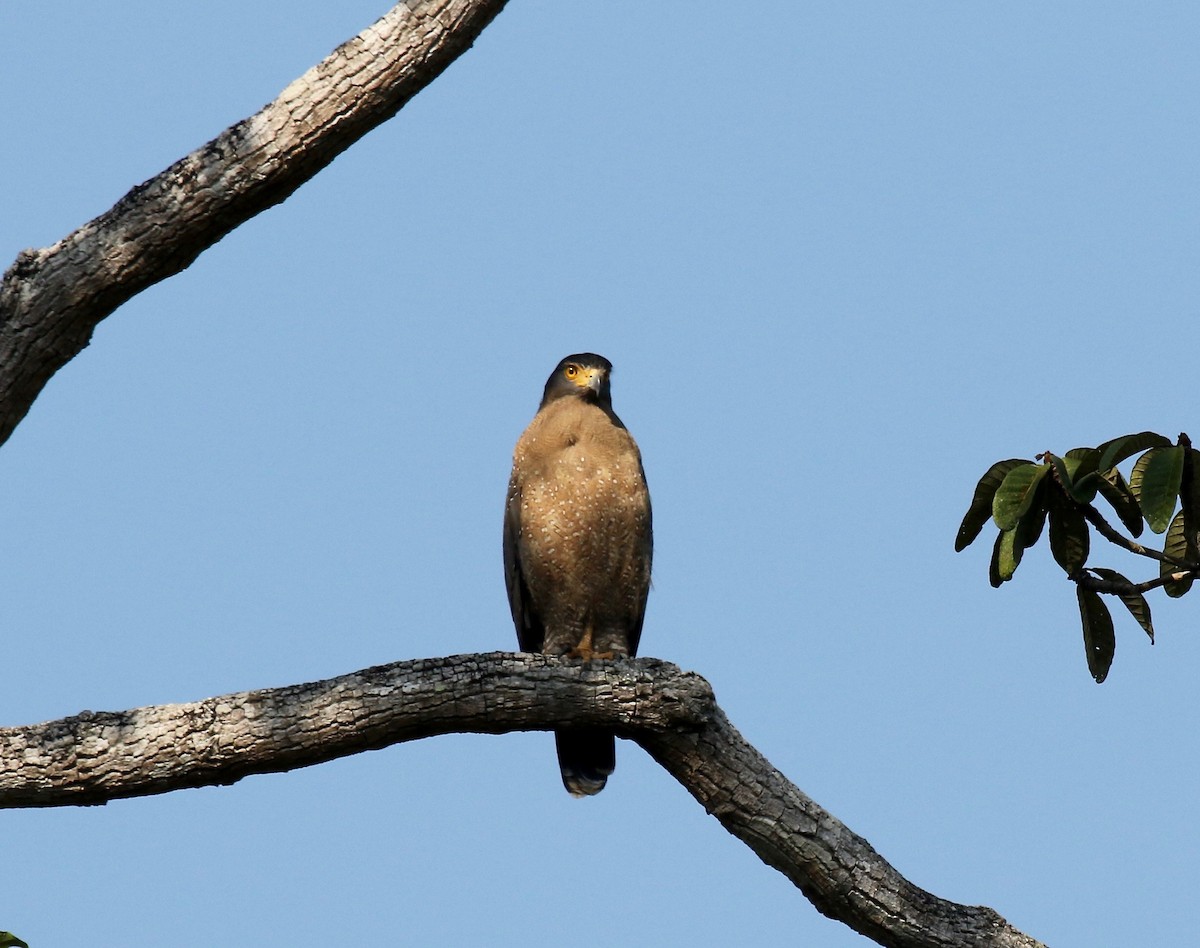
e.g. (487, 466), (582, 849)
(508, 397), (651, 656)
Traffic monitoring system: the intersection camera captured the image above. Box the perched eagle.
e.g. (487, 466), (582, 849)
(503, 353), (653, 796)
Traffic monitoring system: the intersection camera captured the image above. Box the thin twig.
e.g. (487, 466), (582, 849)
(1075, 569), (1197, 596)
(1080, 504), (1193, 568)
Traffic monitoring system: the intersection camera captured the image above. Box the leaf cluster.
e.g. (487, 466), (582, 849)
(957, 432), (1200, 683)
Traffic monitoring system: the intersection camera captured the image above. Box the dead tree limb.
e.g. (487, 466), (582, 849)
(0, 0), (509, 448)
(0, 652), (1044, 948)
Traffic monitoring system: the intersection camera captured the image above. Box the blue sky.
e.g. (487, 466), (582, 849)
(3, 2), (1199, 945)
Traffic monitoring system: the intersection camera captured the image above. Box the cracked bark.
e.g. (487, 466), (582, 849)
(0, 653), (1044, 948)
(2, 3), (1046, 945)
(0, 0), (510, 448)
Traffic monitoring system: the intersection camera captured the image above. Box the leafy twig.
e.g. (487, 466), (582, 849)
(1079, 504), (1192, 568)
(1075, 568), (1196, 597)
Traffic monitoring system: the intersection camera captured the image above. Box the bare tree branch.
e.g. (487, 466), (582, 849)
(0, 652), (1044, 948)
(0, 653), (707, 808)
(639, 708), (1044, 948)
(0, 0), (509, 448)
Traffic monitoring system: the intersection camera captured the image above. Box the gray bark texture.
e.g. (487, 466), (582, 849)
(0, 653), (1044, 948)
(0, 2), (1047, 946)
(0, 0), (510, 449)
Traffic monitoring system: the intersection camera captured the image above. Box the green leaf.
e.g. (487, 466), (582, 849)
(1018, 500), (1048, 551)
(1161, 511), (1196, 598)
(996, 527), (1023, 583)
(988, 529), (1005, 588)
(986, 496), (1048, 588)
(1048, 487), (1089, 575)
(1056, 448), (1102, 502)
(0, 934), (30, 948)
(1045, 452), (1073, 492)
(1180, 448), (1200, 562)
(1096, 431), (1172, 473)
(992, 463), (1049, 532)
(1095, 469), (1144, 538)
(1129, 446), (1184, 534)
(956, 458), (1032, 552)
(1076, 586), (1116, 683)
(1090, 568), (1154, 643)
(987, 476), (1050, 586)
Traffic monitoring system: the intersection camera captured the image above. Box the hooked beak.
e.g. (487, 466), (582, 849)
(584, 368), (605, 395)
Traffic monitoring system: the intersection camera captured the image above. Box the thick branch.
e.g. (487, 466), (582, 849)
(637, 711), (1043, 948)
(0, 0), (508, 448)
(0, 653), (707, 808)
(0, 652), (1043, 948)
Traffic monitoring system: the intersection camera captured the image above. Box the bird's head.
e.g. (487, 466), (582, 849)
(539, 353), (614, 410)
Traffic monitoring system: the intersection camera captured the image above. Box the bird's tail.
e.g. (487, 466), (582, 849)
(555, 728), (615, 797)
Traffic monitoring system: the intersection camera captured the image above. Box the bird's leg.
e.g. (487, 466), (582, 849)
(567, 625), (597, 661)
(567, 626), (628, 661)
(588, 629), (629, 662)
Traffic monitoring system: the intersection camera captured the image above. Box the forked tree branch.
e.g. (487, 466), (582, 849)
(0, 0), (509, 448)
(0, 652), (1044, 948)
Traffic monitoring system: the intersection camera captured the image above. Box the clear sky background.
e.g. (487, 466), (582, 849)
(3, 3), (1198, 945)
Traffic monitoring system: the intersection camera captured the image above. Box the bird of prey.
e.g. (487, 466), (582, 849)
(503, 353), (653, 796)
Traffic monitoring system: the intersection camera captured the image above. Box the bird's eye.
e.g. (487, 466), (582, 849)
(565, 365), (578, 379)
